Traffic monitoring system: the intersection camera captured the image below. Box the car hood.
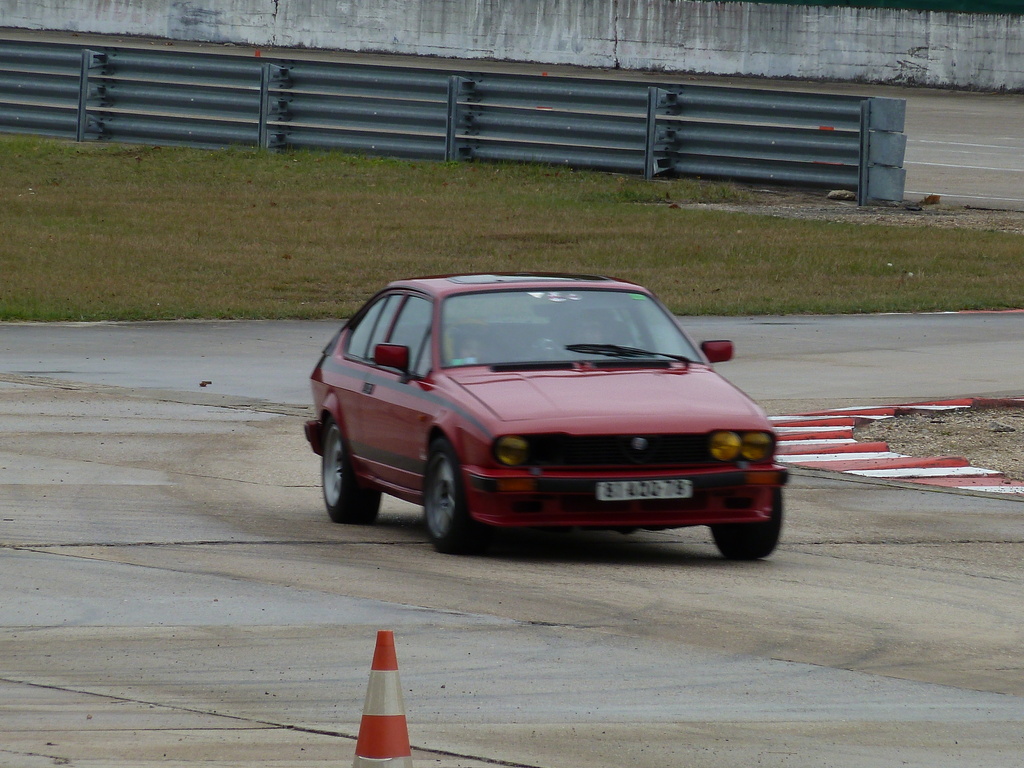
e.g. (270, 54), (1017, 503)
(449, 366), (768, 433)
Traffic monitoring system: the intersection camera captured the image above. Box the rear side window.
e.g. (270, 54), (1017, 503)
(388, 296), (433, 374)
(346, 294), (401, 361)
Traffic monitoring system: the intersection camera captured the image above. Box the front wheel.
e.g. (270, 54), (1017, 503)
(423, 438), (492, 555)
(321, 418), (381, 525)
(710, 489), (783, 560)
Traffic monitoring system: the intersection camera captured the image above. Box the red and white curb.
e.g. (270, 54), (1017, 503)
(771, 398), (1024, 495)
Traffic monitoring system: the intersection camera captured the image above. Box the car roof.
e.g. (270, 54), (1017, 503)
(386, 273), (647, 298)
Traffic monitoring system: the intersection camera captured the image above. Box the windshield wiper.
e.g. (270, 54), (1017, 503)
(565, 343), (691, 363)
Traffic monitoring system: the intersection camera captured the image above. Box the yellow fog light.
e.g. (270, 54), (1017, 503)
(709, 431), (741, 461)
(741, 432), (774, 461)
(495, 435), (530, 466)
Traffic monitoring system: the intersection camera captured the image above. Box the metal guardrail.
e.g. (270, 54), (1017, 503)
(0, 37), (907, 204)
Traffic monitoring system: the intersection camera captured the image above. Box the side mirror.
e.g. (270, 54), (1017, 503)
(374, 343), (410, 371)
(701, 340), (734, 364)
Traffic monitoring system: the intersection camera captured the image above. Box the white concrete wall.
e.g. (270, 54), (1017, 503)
(2, 0), (1021, 90)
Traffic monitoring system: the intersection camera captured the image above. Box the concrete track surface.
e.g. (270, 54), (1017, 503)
(2, 315), (1023, 768)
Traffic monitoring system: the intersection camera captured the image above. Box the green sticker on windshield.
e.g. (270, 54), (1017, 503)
(630, 293), (647, 300)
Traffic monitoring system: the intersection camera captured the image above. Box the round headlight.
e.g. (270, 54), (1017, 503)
(741, 432), (774, 461)
(495, 435), (530, 466)
(709, 431), (741, 461)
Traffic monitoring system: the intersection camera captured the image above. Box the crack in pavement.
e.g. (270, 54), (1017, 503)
(0, 372), (312, 418)
(0, 676), (541, 768)
(4, 539), (424, 550)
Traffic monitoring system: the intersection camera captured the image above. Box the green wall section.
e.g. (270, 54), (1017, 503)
(702, 0), (1024, 13)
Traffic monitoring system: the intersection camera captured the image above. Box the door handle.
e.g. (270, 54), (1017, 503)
(362, 382), (375, 395)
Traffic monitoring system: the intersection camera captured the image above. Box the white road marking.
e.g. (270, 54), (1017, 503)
(849, 466), (1002, 478)
(779, 452), (907, 463)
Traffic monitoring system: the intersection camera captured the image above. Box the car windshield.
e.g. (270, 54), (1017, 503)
(440, 288), (700, 367)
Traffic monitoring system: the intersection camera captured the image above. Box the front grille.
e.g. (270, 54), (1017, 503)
(531, 434), (709, 467)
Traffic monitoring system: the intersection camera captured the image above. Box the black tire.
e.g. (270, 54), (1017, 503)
(423, 438), (492, 555)
(321, 418), (381, 525)
(710, 489), (783, 560)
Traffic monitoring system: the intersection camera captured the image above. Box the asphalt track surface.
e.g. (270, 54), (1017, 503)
(2, 314), (1023, 768)
(898, 89), (1024, 210)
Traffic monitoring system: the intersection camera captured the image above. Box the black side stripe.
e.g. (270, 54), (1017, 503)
(351, 442), (427, 475)
(320, 357), (494, 441)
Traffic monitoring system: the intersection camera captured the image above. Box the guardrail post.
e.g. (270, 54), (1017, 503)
(644, 87), (659, 180)
(645, 87), (683, 180)
(76, 49), (107, 142)
(259, 62), (291, 150)
(446, 75), (474, 162)
(858, 97), (907, 205)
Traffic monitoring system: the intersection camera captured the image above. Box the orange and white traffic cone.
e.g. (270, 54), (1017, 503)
(353, 630), (414, 768)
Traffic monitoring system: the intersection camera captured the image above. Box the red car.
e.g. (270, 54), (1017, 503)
(305, 274), (787, 558)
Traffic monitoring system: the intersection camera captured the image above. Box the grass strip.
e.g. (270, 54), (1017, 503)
(2, 135), (1021, 320)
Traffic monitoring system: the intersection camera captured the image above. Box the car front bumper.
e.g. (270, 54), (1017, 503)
(464, 465), (787, 528)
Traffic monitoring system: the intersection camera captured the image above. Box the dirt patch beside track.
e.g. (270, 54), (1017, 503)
(680, 187), (1024, 234)
(855, 406), (1024, 482)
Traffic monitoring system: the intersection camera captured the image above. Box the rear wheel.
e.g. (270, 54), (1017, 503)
(423, 438), (492, 554)
(710, 489), (783, 560)
(321, 418), (380, 525)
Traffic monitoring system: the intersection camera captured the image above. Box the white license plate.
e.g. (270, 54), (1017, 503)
(595, 478), (693, 502)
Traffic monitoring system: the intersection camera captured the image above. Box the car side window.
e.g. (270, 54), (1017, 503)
(387, 296), (433, 375)
(346, 294), (401, 361)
